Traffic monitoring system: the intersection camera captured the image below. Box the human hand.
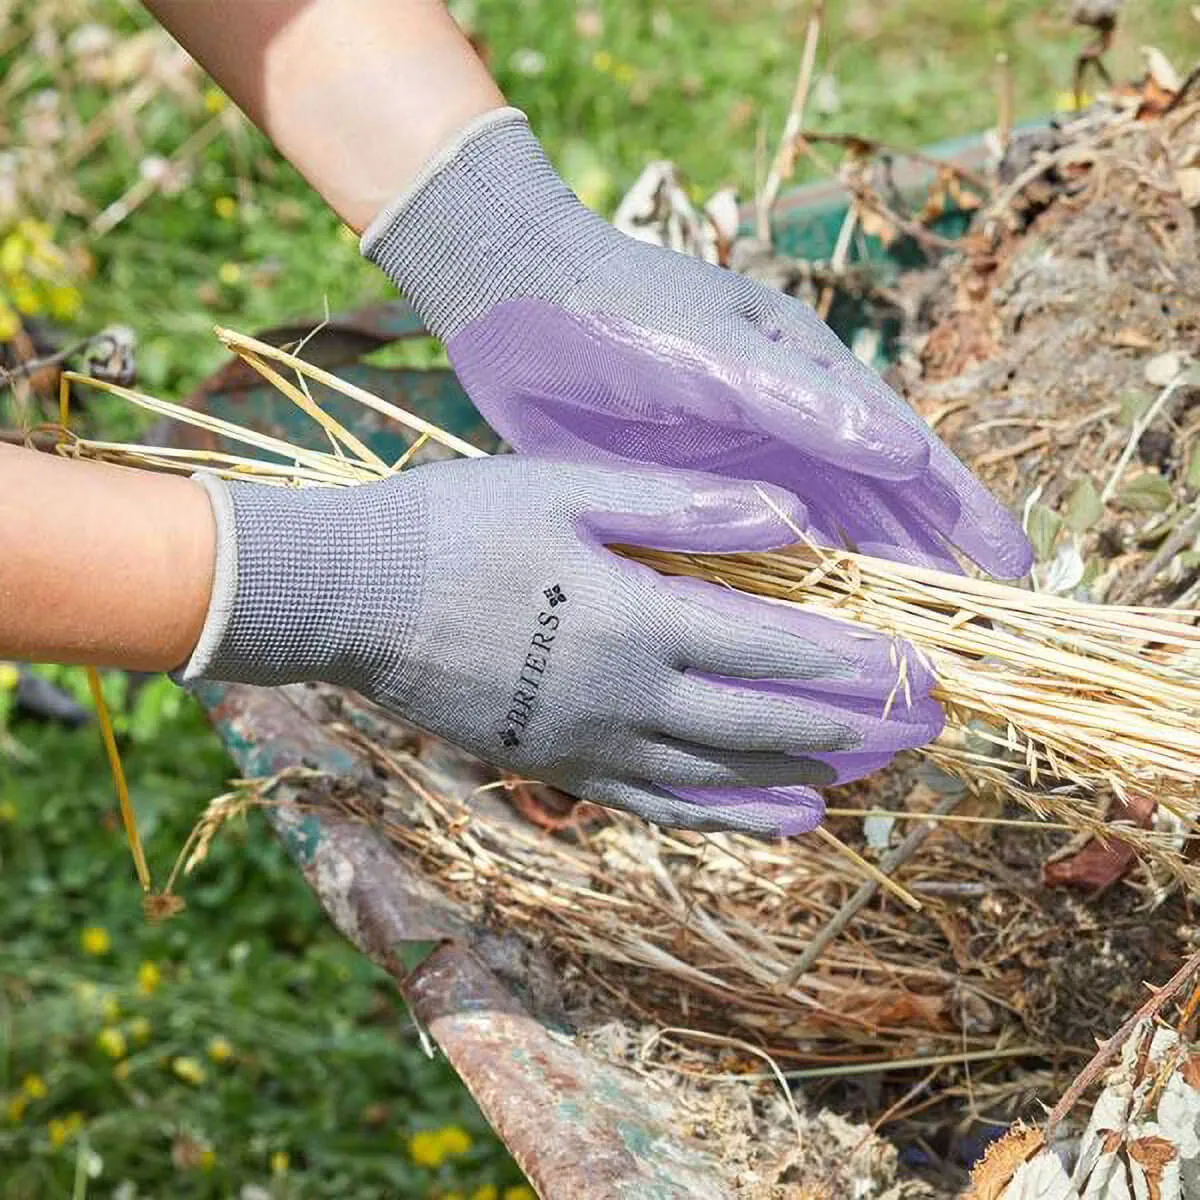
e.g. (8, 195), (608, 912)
(181, 457), (942, 836)
(363, 108), (1031, 580)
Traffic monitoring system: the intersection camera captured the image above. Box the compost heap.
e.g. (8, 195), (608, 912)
(208, 97), (1200, 1198)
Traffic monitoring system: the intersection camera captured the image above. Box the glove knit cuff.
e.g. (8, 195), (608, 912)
(179, 475), (426, 691)
(361, 107), (618, 341)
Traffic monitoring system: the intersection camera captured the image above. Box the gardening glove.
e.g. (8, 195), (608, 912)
(179, 456), (943, 837)
(362, 107), (1032, 580)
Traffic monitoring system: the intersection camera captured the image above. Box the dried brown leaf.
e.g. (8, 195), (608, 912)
(1043, 792), (1156, 892)
(1181, 1052), (1200, 1089)
(949, 174), (984, 211)
(966, 1122), (1045, 1200)
(1127, 1134), (1176, 1200)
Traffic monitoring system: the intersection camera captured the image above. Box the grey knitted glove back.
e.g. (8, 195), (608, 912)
(182, 457), (943, 836)
(362, 108), (1032, 580)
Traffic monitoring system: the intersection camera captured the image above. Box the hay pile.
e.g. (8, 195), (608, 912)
(50, 81), (1200, 1200)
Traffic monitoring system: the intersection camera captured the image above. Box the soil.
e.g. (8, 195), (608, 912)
(894, 117), (1200, 603)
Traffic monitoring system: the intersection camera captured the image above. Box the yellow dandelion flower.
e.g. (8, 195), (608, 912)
(217, 262), (241, 285)
(136, 961), (161, 995)
(408, 1130), (444, 1168)
(172, 1056), (206, 1086)
(5, 1094), (27, 1123)
(21, 1075), (47, 1100)
(12, 282), (41, 316)
(591, 49), (613, 73)
(101, 991), (120, 1022)
(0, 304), (17, 342)
(207, 1036), (234, 1064)
(96, 1027), (126, 1059)
(48, 1113), (83, 1148)
(0, 233), (25, 276)
(199, 1147), (216, 1171)
(0, 800), (16, 823)
(270, 1150), (289, 1174)
(0, 664), (19, 691)
(502, 1187), (536, 1200)
(613, 63), (636, 85)
(47, 284), (81, 321)
(438, 1126), (472, 1156)
(128, 1016), (151, 1043)
(80, 926), (111, 955)
(203, 86), (227, 113)
(471, 1186), (499, 1200)
(214, 196), (236, 220)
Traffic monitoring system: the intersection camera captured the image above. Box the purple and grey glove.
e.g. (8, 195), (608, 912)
(181, 456), (942, 836)
(362, 107), (1032, 579)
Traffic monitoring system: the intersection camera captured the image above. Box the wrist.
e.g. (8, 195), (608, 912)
(0, 446), (213, 672)
(180, 475), (426, 691)
(149, 0), (505, 232)
(156, 475), (217, 672)
(361, 108), (618, 341)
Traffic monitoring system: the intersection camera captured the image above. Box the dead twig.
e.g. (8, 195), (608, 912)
(985, 144), (1101, 235)
(1, 342), (84, 390)
(796, 130), (991, 194)
(1100, 371), (1187, 505)
(1071, 0), (1117, 110)
(995, 52), (1014, 161)
(812, 825), (921, 911)
(756, 2), (824, 241)
(973, 429), (1052, 468)
(1113, 500), (1200, 604)
(850, 187), (964, 253)
(1044, 943), (1200, 1137)
(773, 792), (961, 993)
(816, 205), (857, 320)
(0, 428), (59, 450)
(1163, 63), (1200, 117)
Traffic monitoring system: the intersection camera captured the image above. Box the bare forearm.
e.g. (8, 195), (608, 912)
(0, 445), (215, 671)
(145, 0), (504, 230)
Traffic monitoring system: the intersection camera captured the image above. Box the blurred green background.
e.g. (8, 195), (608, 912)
(1, 1), (1197, 1196)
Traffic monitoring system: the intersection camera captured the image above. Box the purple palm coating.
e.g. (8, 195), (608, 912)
(584, 503), (945, 833)
(449, 298), (1033, 579)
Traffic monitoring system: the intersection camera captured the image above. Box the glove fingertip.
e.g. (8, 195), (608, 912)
(669, 784), (827, 836)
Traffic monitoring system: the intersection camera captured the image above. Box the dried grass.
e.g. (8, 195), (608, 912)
(56, 323), (1200, 887)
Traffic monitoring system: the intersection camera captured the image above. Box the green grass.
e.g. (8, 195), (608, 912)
(1, 1), (1198, 1195)
(0, 672), (529, 1199)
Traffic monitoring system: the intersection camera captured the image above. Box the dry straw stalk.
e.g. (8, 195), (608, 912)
(57, 325), (1200, 881)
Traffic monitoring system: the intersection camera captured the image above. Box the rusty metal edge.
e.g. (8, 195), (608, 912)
(191, 680), (735, 1200)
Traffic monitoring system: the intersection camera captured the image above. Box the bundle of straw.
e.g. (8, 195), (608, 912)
(58, 325), (1200, 879)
